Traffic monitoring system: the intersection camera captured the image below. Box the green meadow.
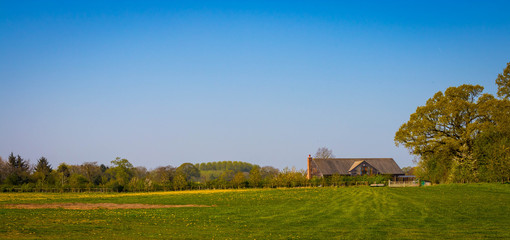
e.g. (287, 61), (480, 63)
(0, 184), (509, 239)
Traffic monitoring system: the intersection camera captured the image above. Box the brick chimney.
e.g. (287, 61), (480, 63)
(307, 154), (313, 179)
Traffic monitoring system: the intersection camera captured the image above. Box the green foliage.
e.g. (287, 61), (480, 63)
(148, 166), (175, 189)
(107, 157), (135, 191)
(173, 173), (187, 191)
(199, 170), (224, 181)
(80, 162), (103, 186)
(0, 157), (7, 184)
(395, 84), (485, 157)
(110, 157), (134, 170)
(473, 130), (510, 182)
(401, 166), (415, 175)
(126, 177), (153, 192)
(217, 170), (234, 189)
(0, 155), (416, 191)
(197, 161), (258, 172)
(248, 166), (261, 188)
(231, 172), (247, 188)
(56, 163), (70, 187)
(6, 153), (30, 185)
(35, 157), (52, 173)
(69, 174), (88, 188)
(176, 163), (200, 181)
(496, 62), (510, 99)
(33, 157), (53, 185)
(396, 67), (510, 183)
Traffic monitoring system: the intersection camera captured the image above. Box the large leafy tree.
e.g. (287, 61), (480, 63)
(395, 85), (486, 156)
(394, 85), (492, 183)
(396, 61), (510, 183)
(472, 62), (510, 182)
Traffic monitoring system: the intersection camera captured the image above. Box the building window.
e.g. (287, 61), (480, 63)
(361, 166), (368, 175)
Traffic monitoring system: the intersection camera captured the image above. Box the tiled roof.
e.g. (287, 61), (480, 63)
(312, 158), (404, 175)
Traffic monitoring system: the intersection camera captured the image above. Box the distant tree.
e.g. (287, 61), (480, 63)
(286, 167), (306, 187)
(401, 166), (415, 176)
(232, 172), (247, 189)
(69, 174), (88, 188)
(218, 170), (234, 189)
(275, 167), (305, 188)
(260, 166), (279, 179)
(260, 166), (279, 187)
(197, 161), (257, 172)
(133, 166), (148, 179)
(219, 161), (226, 170)
(57, 163), (70, 186)
(80, 162), (103, 186)
(33, 156), (53, 184)
(100, 164), (108, 173)
(248, 166), (261, 188)
(496, 62), (510, 99)
(35, 157), (52, 173)
(176, 163), (200, 181)
(6, 153), (30, 185)
(149, 166), (175, 186)
(107, 157), (134, 190)
(199, 162), (206, 170)
(173, 173), (187, 190)
(0, 156), (7, 184)
(111, 157), (134, 170)
(314, 147), (334, 159)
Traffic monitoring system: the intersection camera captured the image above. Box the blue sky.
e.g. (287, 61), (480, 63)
(1, 1), (509, 170)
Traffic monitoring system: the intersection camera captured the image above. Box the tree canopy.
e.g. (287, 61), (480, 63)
(6, 153), (30, 185)
(395, 63), (510, 183)
(496, 62), (510, 99)
(176, 163), (200, 181)
(35, 157), (52, 173)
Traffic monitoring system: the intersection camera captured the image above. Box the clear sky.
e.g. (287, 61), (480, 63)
(1, 1), (509, 170)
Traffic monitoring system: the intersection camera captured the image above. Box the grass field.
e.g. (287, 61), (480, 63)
(0, 184), (509, 239)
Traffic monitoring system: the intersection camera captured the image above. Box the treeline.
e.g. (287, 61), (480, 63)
(395, 62), (510, 183)
(0, 153), (390, 192)
(196, 161), (256, 172)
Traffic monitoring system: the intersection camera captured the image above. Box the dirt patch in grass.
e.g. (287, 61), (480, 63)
(1, 203), (215, 210)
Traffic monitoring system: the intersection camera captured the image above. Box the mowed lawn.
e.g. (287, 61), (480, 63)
(0, 184), (509, 239)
